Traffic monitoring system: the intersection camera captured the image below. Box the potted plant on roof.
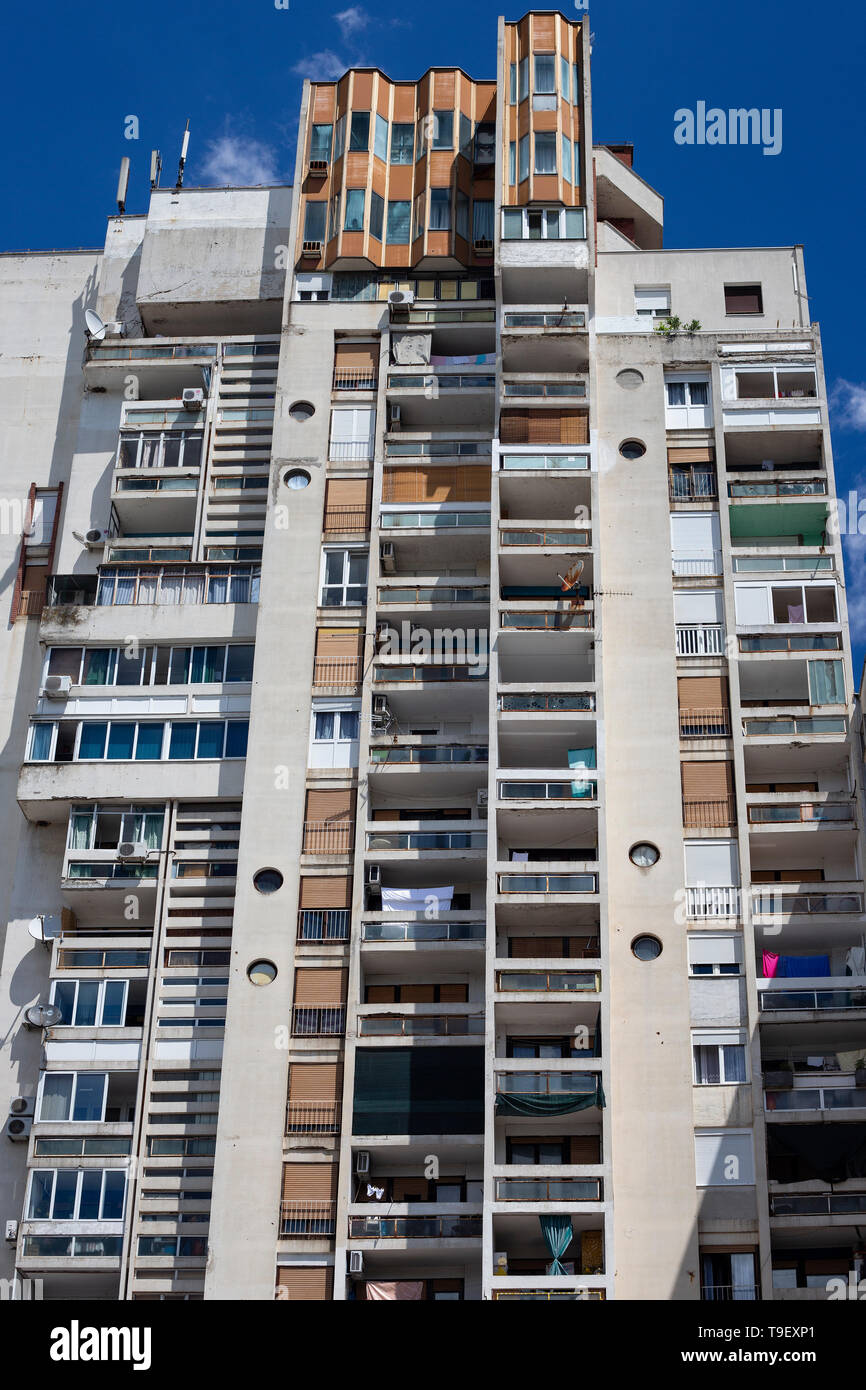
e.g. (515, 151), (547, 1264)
(763, 1059), (794, 1089)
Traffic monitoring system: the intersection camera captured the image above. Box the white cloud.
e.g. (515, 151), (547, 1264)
(842, 526), (866, 649)
(291, 48), (349, 79)
(831, 379), (866, 431)
(199, 134), (280, 186)
(335, 5), (369, 38)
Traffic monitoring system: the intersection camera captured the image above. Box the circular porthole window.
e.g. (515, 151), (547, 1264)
(289, 400), (315, 422)
(619, 439), (646, 459)
(253, 868), (283, 895)
(284, 468), (311, 490)
(632, 935), (663, 961)
(247, 959), (278, 986)
(629, 842), (660, 868)
(616, 368), (644, 390)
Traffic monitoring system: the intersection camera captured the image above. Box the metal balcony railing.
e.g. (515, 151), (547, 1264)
(498, 693), (596, 712)
(669, 470), (718, 500)
(759, 987), (866, 1013)
(739, 634), (841, 653)
(502, 380), (587, 398)
(503, 311), (586, 329)
(729, 479), (826, 497)
(380, 510), (491, 530)
(369, 745), (488, 764)
(701, 1285), (759, 1302)
(377, 584), (489, 604)
(743, 715), (846, 736)
(748, 802), (855, 825)
(285, 1101), (341, 1134)
(496, 970), (601, 992)
(312, 657), (363, 688)
(493, 1290), (606, 1301)
(302, 821), (354, 854)
(496, 1072), (599, 1097)
(366, 830), (487, 851)
(498, 873), (597, 894)
(291, 1006), (346, 1036)
(682, 797), (737, 829)
(358, 1014), (485, 1037)
(500, 528), (590, 547)
(679, 708), (732, 738)
(751, 889), (862, 915)
(361, 921), (485, 943)
(332, 368), (377, 391)
(388, 372), (494, 391)
(499, 451), (591, 471)
(328, 440), (374, 462)
(675, 624), (725, 656)
(374, 664), (486, 683)
(765, 1085), (866, 1111)
(494, 1178), (602, 1201)
(672, 552), (723, 577)
(322, 506), (369, 533)
(500, 609), (593, 630)
(349, 1215), (483, 1238)
(280, 1200), (336, 1236)
(297, 909), (351, 942)
(686, 886), (740, 918)
(770, 1193), (866, 1217)
(499, 779), (597, 801)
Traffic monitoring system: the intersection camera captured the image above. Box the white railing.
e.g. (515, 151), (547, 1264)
(676, 624), (725, 656)
(673, 552), (723, 577)
(686, 886), (740, 918)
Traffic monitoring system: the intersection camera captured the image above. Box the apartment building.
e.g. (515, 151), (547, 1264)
(1, 9), (864, 1303)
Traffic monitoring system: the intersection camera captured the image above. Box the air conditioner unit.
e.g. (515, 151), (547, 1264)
(365, 863), (382, 887)
(476, 788), (489, 817)
(4, 1220), (18, 1243)
(379, 542), (396, 573)
(388, 405), (402, 430)
(354, 1150), (371, 1175)
(5, 1115), (31, 1144)
(376, 623), (390, 644)
(302, 240), (324, 256)
(473, 239), (494, 254)
(388, 290), (415, 309)
(9, 1097), (33, 1117)
(182, 388), (205, 410)
(307, 160), (328, 176)
(373, 696), (390, 716)
(41, 674), (72, 698)
(348, 1250), (364, 1274)
(82, 528), (108, 549)
(116, 840), (148, 862)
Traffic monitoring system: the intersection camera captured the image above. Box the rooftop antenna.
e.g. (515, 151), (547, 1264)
(116, 157), (130, 214)
(175, 120), (190, 191)
(149, 149), (162, 190)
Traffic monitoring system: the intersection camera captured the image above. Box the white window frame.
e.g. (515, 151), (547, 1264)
(694, 1129), (755, 1187)
(501, 206), (587, 241)
(309, 699), (362, 769)
(117, 427), (203, 471)
(664, 372), (713, 428)
(26, 1167), (127, 1221)
(329, 406), (375, 462)
(723, 363), (819, 402)
(634, 286), (671, 319)
(50, 978), (130, 1028)
(320, 547), (369, 607)
(692, 1032), (749, 1085)
(66, 805), (166, 854)
(733, 580), (838, 627)
(36, 1071), (109, 1123)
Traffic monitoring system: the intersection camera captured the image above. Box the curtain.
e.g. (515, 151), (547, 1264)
(381, 887), (453, 912)
(143, 813), (164, 849)
(809, 659), (844, 705)
(539, 1214), (573, 1276)
(39, 1074), (72, 1121)
(136, 573), (158, 604)
(366, 1281), (424, 1301)
(114, 574), (135, 605)
(83, 649), (111, 685)
(159, 572), (183, 605)
(472, 200), (494, 242)
(762, 951), (779, 978)
(429, 189), (451, 231)
(207, 572), (228, 604)
(69, 812), (93, 850)
(96, 575), (115, 606)
(568, 747), (596, 798)
(495, 1079), (604, 1116)
(731, 1253), (756, 1300)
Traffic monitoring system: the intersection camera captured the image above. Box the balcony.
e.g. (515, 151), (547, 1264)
(679, 707), (732, 738)
(501, 375), (588, 406)
(333, 367), (377, 392)
(672, 551), (723, 579)
(494, 1069), (605, 1117)
(301, 821), (354, 855)
(369, 741), (488, 797)
(348, 1213), (482, 1242)
(296, 909), (350, 943)
(291, 1005), (346, 1037)
(498, 691), (596, 714)
(322, 506), (369, 535)
(747, 797), (856, 830)
(499, 207), (590, 304)
(759, 984), (866, 1015)
(682, 796), (737, 830)
(500, 306), (589, 375)
(498, 775), (598, 806)
(676, 624), (725, 657)
(311, 656), (363, 691)
(498, 521), (591, 549)
(670, 468), (718, 502)
(285, 1101), (341, 1135)
(111, 471), (200, 533)
(685, 886), (740, 920)
(386, 365), (494, 427)
(279, 1200), (335, 1237)
(365, 822), (488, 858)
(357, 1011), (485, 1038)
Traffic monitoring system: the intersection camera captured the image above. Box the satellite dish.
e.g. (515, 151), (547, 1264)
(28, 915), (62, 944)
(85, 309), (107, 341)
(23, 1003), (64, 1030)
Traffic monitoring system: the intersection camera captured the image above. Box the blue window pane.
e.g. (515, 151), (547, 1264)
(387, 201), (410, 243)
(27, 1170), (53, 1219)
(72, 1073), (106, 1122)
(135, 723), (164, 760)
(52, 981), (76, 1025)
(196, 722), (225, 759)
(101, 982), (126, 1026)
(74, 981), (100, 1026)
(225, 721), (249, 758)
(101, 1171), (126, 1220)
(169, 723), (197, 760)
(374, 113), (388, 161)
(30, 724), (55, 760)
(107, 723), (135, 760)
(53, 1170), (79, 1219)
(78, 1170), (103, 1220)
(345, 189), (365, 232)
(79, 723), (108, 759)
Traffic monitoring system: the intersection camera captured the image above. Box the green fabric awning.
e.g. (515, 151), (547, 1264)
(495, 1077), (605, 1116)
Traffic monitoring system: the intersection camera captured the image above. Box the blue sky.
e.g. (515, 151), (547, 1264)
(3, 0), (864, 667)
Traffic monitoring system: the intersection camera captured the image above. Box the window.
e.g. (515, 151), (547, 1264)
(50, 979), (130, 1027)
(430, 188), (451, 231)
(310, 702), (361, 768)
(303, 202), (327, 244)
(456, 191), (469, 240)
(518, 56), (529, 100)
(349, 112), (370, 152)
(635, 287), (671, 320)
(665, 374), (713, 428)
(387, 200), (411, 244)
(501, 206), (586, 240)
(509, 63), (517, 103)
(370, 191), (384, 241)
(413, 192), (425, 240)
(670, 513), (722, 577)
(329, 406), (375, 461)
(534, 131), (556, 174)
(390, 123), (414, 164)
(310, 124), (333, 161)
(433, 111), (453, 149)
(344, 189), (365, 232)
(472, 200), (494, 244)
(725, 284), (763, 315)
(808, 659), (844, 704)
(693, 1035), (748, 1084)
(518, 134), (529, 181)
(458, 113), (472, 158)
(374, 113), (388, 161)
(474, 123), (495, 165)
(321, 549), (368, 607)
(333, 114), (346, 160)
(560, 54), (570, 101)
(27, 1168), (126, 1221)
(167, 720), (249, 760)
(561, 133), (572, 183)
(534, 53), (556, 93)
(702, 1252), (757, 1301)
(694, 1130), (755, 1186)
(508, 142), (516, 185)
(38, 1072), (108, 1123)
(328, 193), (340, 242)
(118, 429), (202, 471)
(733, 581), (838, 627)
(67, 804), (165, 854)
(688, 936), (743, 977)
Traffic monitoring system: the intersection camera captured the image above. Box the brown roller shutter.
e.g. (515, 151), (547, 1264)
(570, 1134), (601, 1164)
(678, 677), (728, 709)
(281, 1163), (338, 1201)
(438, 983), (469, 1002)
(382, 466), (490, 503)
(288, 1063), (342, 1103)
(501, 410), (588, 445)
(299, 875), (353, 909)
(334, 341), (378, 372)
(401, 984), (436, 1003)
(682, 761), (735, 827)
(277, 1267), (333, 1300)
(510, 937), (561, 958)
(303, 789), (356, 850)
(366, 985), (396, 1003)
(315, 629), (363, 659)
(304, 788), (355, 821)
(668, 446), (715, 464)
(294, 968), (347, 1005)
(558, 411), (589, 444)
(500, 409), (527, 443)
(323, 479), (371, 531)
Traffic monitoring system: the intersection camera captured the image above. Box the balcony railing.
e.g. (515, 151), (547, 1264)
(683, 797), (736, 829)
(380, 510), (491, 530)
(701, 1285), (759, 1302)
(502, 311), (586, 330)
(765, 1085), (866, 1111)
(686, 886), (740, 918)
(302, 821), (354, 854)
(47, 564), (260, 608)
(675, 624), (725, 656)
(759, 987), (866, 1013)
(500, 610), (593, 630)
(729, 480), (826, 497)
(670, 470), (718, 501)
(370, 745), (488, 764)
(498, 693), (596, 712)
(502, 381), (586, 399)
(312, 657), (363, 688)
(494, 1178), (602, 1201)
(291, 1006), (346, 1036)
(496, 970), (600, 992)
(365, 830), (487, 851)
(743, 715), (846, 737)
(751, 889), (862, 915)
(770, 1193), (866, 1217)
(349, 1215), (482, 1239)
(328, 440), (374, 462)
(500, 528), (590, 547)
(679, 708), (732, 738)
(499, 779), (598, 801)
(297, 909), (351, 942)
(358, 1014), (485, 1037)
(374, 664), (486, 683)
(493, 1290), (605, 1301)
(322, 507), (369, 533)
(389, 373), (495, 391)
(498, 873), (598, 894)
(280, 1200), (336, 1236)
(748, 802), (855, 825)
(385, 439), (489, 458)
(362, 921), (485, 942)
(496, 1072), (600, 1098)
(739, 634), (841, 653)
(378, 584), (489, 605)
(500, 452), (591, 471)
(673, 552), (723, 577)
(333, 368), (377, 391)
(285, 1101), (341, 1134)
